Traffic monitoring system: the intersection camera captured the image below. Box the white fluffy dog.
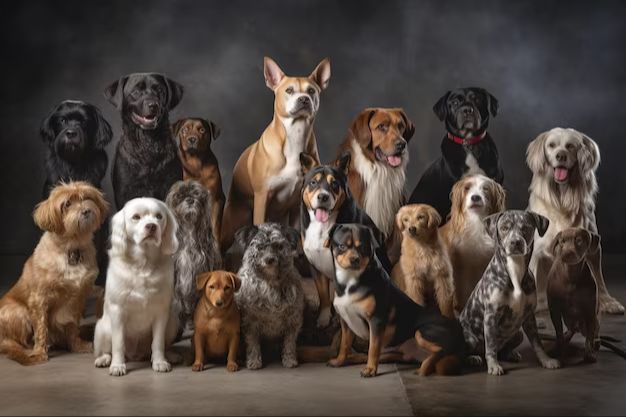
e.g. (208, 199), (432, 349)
(526, 127), (623, 314)
(94, 197), (180, 376)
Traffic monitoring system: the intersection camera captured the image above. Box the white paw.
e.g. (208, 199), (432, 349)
(541, 358), (561, 370)
(109, 363), (127, 377)
(599, 295), (625, 315)
(317, 307), (332, 328)
(487, 362), (505, 376)
(152, 360), (172, 373)
(466, 355), (483, 367)
(282, 356), (299, 368)
(94, 354), (111, 368)
(247, 356), (262, 370)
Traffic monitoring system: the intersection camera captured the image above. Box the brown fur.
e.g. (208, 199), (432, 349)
(173, 117), (225, 245)
(392, 204), (455, 318)
(0, 182), (108, 365)
(192, 270), (241, 372)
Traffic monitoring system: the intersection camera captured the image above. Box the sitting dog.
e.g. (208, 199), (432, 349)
(300, 153), (392, 328)
(172, 117), (225, 244)
(460, 210), (561, 375)
(166, 180), (222, 337)
(439, 174), (506, 310)
(548, 228), (601, 363)
(235, 223), (304, 370)
(391, 204), (455, 318)
(335, 108), (415, 239)
(0, 182), (108, 365)
(326, 224), (466, 377)
(409, 87), (503, 220)
(526, 128), (623, 314)
(94, 197), (179, 376)
(40, 100), (113, 196)
(105, 72), (184, 209)
(192, 270), (241, 372)
(221, 57), (331, 250)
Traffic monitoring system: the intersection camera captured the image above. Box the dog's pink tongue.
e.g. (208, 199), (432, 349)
(315, 208), (330, 223)
(387, 155), (402, 167)
(554, 167), (569, 182)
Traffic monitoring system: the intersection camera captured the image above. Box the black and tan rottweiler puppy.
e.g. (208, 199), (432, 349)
(325, 223), (466, 377)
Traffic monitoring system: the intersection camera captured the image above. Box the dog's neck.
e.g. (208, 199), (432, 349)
(121, 117), (176, 157)
(497, 249), (531, 297)
(447, 131), (487, 145)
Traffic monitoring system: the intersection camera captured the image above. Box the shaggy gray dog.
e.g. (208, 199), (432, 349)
(235, 223), (304, 370)
(166, 180), (222, 336)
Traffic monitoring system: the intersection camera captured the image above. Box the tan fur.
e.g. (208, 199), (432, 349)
(392, 204), (455, 318)
(0, 182), (108, 365)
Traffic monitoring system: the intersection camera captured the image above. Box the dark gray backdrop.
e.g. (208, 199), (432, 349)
(1, 0), (626, 273)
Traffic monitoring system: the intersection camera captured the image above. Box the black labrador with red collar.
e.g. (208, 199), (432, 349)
(408, 87), (504, 220)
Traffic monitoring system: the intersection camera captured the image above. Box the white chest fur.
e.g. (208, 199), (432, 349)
(456, 212), (494, 257)
(303, 212), (336, 279)
(332, 266), (370, 340)
(506, 255), (527, 299)
(464, 148), (485, 175)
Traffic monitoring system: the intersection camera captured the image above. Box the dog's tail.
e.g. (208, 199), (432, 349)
(0, 339), (43, 366)
(434, 354), (462, 376)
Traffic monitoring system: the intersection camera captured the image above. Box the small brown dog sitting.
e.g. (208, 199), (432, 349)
(392, 204), (455, 318)
(173, 117), (224, 244)
(0, 181), (108, 365)
(193, 270), (241, 372)
(548, 227), (601, 363)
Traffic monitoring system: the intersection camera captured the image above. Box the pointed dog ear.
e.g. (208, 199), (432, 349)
(350, 109), (375, 148)
(165, 76), (184, 110)
(196, 272), (212, 291)
(264, 57), (285, 91)
(529, 211), (550, 237)
(229, 272), (242, 292)
(299, 153), (318, 176)
(104, 75), (129, 109)
(335, 152), (351, 177)
(433, 91), (450, 121)
(309, 57), (331, 90)
(398, 109), (415, 141)
(482, 212), (502, 241)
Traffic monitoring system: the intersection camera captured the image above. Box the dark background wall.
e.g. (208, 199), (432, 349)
(1, 0), (625, 272)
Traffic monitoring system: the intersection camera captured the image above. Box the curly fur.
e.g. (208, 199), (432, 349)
(235, 223), (304, 369)
(166, 180), (222, 335)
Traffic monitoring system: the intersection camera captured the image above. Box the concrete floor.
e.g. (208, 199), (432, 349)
(0, 255), (625, 416)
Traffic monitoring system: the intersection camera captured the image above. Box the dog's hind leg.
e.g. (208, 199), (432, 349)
(587, 246), (625, 314)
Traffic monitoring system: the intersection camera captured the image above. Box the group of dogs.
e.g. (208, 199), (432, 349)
(0, 57), (623, 379)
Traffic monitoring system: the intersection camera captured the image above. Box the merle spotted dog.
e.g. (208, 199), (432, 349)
(460, 210), (561, 375)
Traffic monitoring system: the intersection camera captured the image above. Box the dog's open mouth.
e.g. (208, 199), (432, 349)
(132, 112), (159, 129)
(554, 166), (569, 183)
(375, 148), (403, 167)
(314, 208), (330, 223)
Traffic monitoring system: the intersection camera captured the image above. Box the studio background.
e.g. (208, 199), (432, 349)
(1, 0), (625, 285)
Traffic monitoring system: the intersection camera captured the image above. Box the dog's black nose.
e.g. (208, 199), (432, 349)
(65, 129), (77, 139)
(395, 140), (406, 153)
(317, 193), (329, 203)
(298, 96), (311, 105)
(556, 151), (567, 163)
(471, 194), (482, 202)
(409, 226), (417, 234)
(349, 256), (360, 267)
(145, 223), (157, 233)
(511, 238), (524, 250)
(81, 209), (92, 217)
(215, 299), (224, 307)
(462, 106), (474, 115)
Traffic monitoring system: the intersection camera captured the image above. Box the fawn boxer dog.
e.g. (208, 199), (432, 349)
(221, 57), (331, 250)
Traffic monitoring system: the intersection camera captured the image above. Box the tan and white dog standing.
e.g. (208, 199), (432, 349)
(220, 57), (330, 250)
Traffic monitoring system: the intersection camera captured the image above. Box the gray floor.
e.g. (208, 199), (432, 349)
(0, 255), (625, 416)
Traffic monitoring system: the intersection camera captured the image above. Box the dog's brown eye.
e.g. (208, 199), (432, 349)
(548, 142), (556, 149)
(156, 213), (163, 220)
(286, 87), (294, 94)
(566, 143), (575, 150)
(377, 124), (386, 131)
(209, 285), (215, 290)
(417, 215), (425, 221)
(132, 214), (140, 221)
(60, 117), (67, 126)
(464, 185), (471, 191)
(225, 286), (231, 291)
(338, 244), (347, 251)
(309, 179), (318, 187)
(307, 87), (315, 95)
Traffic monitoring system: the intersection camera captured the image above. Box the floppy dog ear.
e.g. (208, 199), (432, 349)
(482, 212), (502, 241)
(433, 91), (450, 121)
(229, 272), (242, 292)
(234, 225), (259, 249)
(398, 109), (415, 141)
(529, 211), (550, 237)
(33, 193), (64, 234)
(39, 106), (57, 143)
(586, 230), (601, 255)
(165, 77), (184, 110)
(310, 57), (331, 91)
(171, 119), (186, 143)
(449, 179), (466, 220)
(367, 227), (380, 253)
(206, 120), (221, 141)
(491, 181), (506, 214)
(335, 152), (351, 177)
(300, 153), (318, 176)
(196, 272), (212, 291)
(350, 109), (375, 148)
(264, 57), (285, 91)
(576, 131), (600, 175)
(487, 91), (499, 117)
(104, 76), (129, 110)
(427, 206), (442, 229)
(160, 204), (179, 255)
(550, 232), (562, 257)
(90, 104), (113, 149)
(84, 185), (110, 226)
(281, 225), (302, 253)
(526, 131), (549, 175)
(395, 208), (406, 232)
(109, 208), (128, 256)
(324, 223), (340, 248)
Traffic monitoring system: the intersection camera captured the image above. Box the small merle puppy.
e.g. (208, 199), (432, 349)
(40, 100), (112, 196)
(409, 87), (504, 220)
(105, 73), (184, 209)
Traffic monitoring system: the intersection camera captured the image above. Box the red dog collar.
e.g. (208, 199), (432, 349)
(447, 131), (487, 145)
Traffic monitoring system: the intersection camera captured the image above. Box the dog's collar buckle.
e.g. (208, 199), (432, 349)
(448, 131), (487, 146)
(68, 249), (82, 265)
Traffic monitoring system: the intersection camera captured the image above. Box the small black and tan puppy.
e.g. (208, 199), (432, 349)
(325, 223), (466, 378)
(409, 87), (503, 220)
(105, 72), (184, 209)
(40, 100), (113, 196)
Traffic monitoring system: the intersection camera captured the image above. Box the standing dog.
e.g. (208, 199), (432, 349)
(235, 223), (304, 370)
(193, 270), (241, 372)
(392, 204), (455, 318)
(300, 153), (392, 327)
(326, 224), (466, 378)
(0, 182), (108, 365)
(409, 88), (503, 220)
(527, 127), (623, 314)
(105, 72), (184, 209)
(40, 100), (113, 196)
(221, 57), (331, 250)
(94, 198), (179, 376)
(166, 180), (222, 337)
(440, 174), (506, 310)
(172, 117), (224, 244)
(548, 228), (601, 363)
(460, 210), (560, 375)
(335, 108), (415, 239)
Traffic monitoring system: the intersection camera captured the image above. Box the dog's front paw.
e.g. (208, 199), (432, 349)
(246, 356), (262, 370)
(152, 360), (172, 373)
(317, 307), (332, 328)
(487, 361), (505, 376)
(466, 355), (483, 367)
(94, 354), (112, 368)
(282, 355), (299, 369)
(109, 363), (127, 377)
(27, 350), (49, 365)
(226, 361), (239, 372)
(191, 362), (204, 372)
(71, 340), (93, 354)
(360, 366), (377, 378)
(599, 295), (625, 315)
(327, 357), (345, 368)
(541, 358), (561, 370)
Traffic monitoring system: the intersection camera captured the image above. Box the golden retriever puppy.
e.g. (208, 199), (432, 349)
(0, 181), (108, 365)
(392, 204), (455, 318)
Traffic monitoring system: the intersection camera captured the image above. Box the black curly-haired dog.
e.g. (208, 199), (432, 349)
(105, 72), (184, 209)
(40, 100), (113, 197)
